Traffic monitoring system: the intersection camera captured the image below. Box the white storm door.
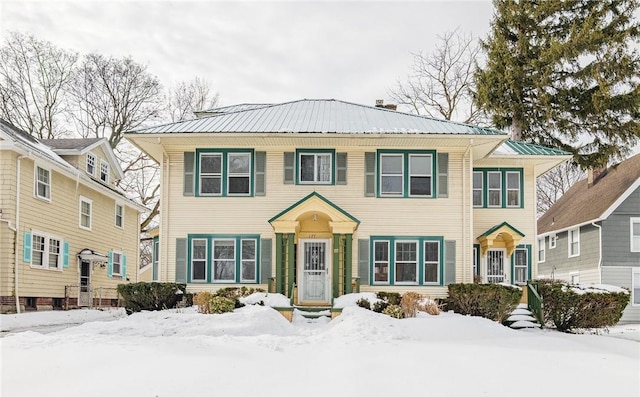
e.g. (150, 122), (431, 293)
(299, 239), (331, 303)
(486, 249), (505, 284)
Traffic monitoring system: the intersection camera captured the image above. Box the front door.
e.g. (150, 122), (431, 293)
(79, 260), (91, 307)
(486, 249), (505, 283)
(298, 239), (331, 304)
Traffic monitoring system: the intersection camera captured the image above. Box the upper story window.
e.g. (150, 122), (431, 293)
(115, 203), (124, 228)
(549, 234), (557, 249)
(86, 153), (96, 176)
(100, 161), (109, 184)
(35, 166), (51, 201)
(568, 227), (580, 257)
(378, 150), (435, 198)
(196, 150), (253, 197)
(631, 218), (640, 252)
(79, 196), (92, 230)
(473, 168), (523, 209)
(299, 152), (332, 184)
(538, 238), (545, 262)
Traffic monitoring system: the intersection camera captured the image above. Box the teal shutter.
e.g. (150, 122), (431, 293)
(255, 151), (266, 196)
(358, 239), (370, 285)
(23, 231), (32, 263)
(364, 152), (376, 196)
(283, 152), (294, 184)
(175, 238), (187, 283)
(336, 153), (347, 185)
(444, 240), (456, 285)
(438, 153), (449, 198)
(184, 152), (195, 196)
(260, 238), (272, 284)
(122, 254), (127, 279)
(107, 250), (113, 278)
(62, 241), (70, 268)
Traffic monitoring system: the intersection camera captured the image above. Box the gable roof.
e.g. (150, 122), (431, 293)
(41, 137), (124, 180)
(129, 99), (507, 136)
(538, 153), (640, 234)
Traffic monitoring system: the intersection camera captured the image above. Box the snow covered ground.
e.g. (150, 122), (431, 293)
(1, 293), (638, 397)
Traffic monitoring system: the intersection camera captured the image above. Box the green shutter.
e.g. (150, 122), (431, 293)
(107, 250), (113, 278)
(122, 254), (127, 279)
(358, 239), (370, 285)
(255, 151), (266, 196)
(260, 238), (272, 284)
(62, 241), (69, 268)
(444, 240), (456, 285)
(183, 152), (195, 196)
(175, 238), (187, 283)
(336, 152), (347, 185)
(23, 231), (32, 263)
(438, 153), (449, 198)
(283, 152), (294, 184)
(364, 152), (376, 196)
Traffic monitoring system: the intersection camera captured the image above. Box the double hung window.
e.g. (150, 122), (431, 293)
(472, 169), (523, 208)
(378, 151), (435, 198)
(299, 152), (332, 184)
(568, 228), (580, 257)
(35, 166), (51, 200)
(197, 150), (253, 196)
(31, 233), (62, 270)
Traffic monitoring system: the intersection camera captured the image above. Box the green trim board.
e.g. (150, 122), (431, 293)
(472, 168), (524, 208)
(479, 221), (526, 238)
(376, 149), (437, 198)
(187, 234), (261, 284)
(510, 244), (532, 284)
(268, 191), (360, 225)
(369, 236), (445, 286)
(295, 149), (336, 185)
(194, 149), (255, 197)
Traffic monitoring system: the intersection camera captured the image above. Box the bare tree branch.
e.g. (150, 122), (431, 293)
(166, 76), (219, 122)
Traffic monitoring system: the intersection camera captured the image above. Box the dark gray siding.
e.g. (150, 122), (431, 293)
(602, 186), (640, 267)
(539, 224), (600, 277)
(601, 267), (639, 323)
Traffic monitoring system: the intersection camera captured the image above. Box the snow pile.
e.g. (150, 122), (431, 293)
(239, 292), (291, 307)
(567, 283), (629, 295)
(0, 308), (126, 332)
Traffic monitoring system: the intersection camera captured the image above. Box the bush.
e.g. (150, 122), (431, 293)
(446, 283), (522, 322)
(376, 291), (402, 305)
(382, 304), (404, 319)
(193, 291), (215, 314)
(372, 300), (388, 313)
(117, 282), (187, 315)
(214, 287), (265, 308)
(193, 292), (236, 314)
(537, 280), (630, 332)
(356, 298), (371, 310)
(418, 299), (441, 315)
(401, 292), (421, 318)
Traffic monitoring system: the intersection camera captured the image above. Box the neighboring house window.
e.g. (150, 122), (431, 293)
(378, 150), (435, 198)
(632, 268), (640, 306)
(100, 161), (109, 183)
(196, 150), (253, 196)
(188, 235), (259, 283)
(31, 233), (62, 270)
(570, 272), (580, 285)
(472, 169), (523, 208)
(549, 234), (557, 249)
(86, 153), (96, 175)
(538, 238), (545, 263)
(631, 218), (640, 252)
(35, 166), (51, 200)
(115, 203), (124, 228)
(299, 151), (332, 184)
(112, 252), (122, 275)
(472, 171), (483, 207)
(371, 236), (443, 286)
(513, 247), (529, 284)
(79, 196), (92, 230)
(568, 227), (580, 257)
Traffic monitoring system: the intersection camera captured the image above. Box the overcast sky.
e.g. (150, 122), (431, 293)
(1, 0), (494, 108)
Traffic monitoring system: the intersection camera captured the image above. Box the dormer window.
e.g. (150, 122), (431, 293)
(100, 161), (109, 184)
(86, 153), (96, 176)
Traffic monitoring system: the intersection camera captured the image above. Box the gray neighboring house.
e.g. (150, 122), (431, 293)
(537, 153), (640, 323)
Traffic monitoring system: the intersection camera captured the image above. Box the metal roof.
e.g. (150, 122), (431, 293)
(130, 99), (506, 136)
(196, 103), (273, 114)
(492, 140), (571, 156)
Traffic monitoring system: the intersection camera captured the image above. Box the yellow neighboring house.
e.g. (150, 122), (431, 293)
(126, 99), (571, 305)
(0, 119), (147, 313)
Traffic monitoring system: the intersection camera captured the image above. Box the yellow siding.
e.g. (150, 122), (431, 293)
(0, 150), (18, 299)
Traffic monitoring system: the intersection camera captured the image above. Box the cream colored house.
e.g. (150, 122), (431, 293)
(126, 99), (570, 305)
(0, 119), (147, 313)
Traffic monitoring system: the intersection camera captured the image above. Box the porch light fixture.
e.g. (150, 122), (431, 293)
(312, 213), (317, 222)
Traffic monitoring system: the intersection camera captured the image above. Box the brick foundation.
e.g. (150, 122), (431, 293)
(1, 295), (120, 313)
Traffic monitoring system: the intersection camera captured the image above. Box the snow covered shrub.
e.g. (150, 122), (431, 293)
(401, 292), (421, 318)
(194, 292), (215, 314)
(356, 298), (371, 310)
(446, 283), (521, 322)
(382, 304), (404, 319)
(537, 280), (630, 332)
(376, 291), (401, 305)
(418, 298), (441, 315)
(117, 282), (187, 315)
(215, 287), (265, 308)
(194, 292), (236, 314)
(372, 300), (388, 313)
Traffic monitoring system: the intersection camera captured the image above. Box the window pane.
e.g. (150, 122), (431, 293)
(488, 172), (501, 189)
(410, 176), (431, 196)
(424, 263), (438, 283)
(375, 241), (388, 261)
(228, 177), (250, 194)
(424, 242), (439, 262)
(409, 155), (431, 174)
(317, 154), (331, 182)
(374, 263), (388, 282)
(201, 177), (221, 194)
(507, 172), (520, 188)
(396, 242), (417, 262)
(214, 240), (234, 259)
(49, 239), (60, 268)
(242, 261), (255, 280)
(38, 167), (49, 184)
(300, 155), (314, 182)
(32, 235), (45, 266)
(193, 261), (206, 280)
(374, 241), (389, 283)
(396, 263), (416, 282)
(214, 261), (235, 280)
(488, 191), (501, 206)
(473, 172), (483, 189)
(193, 240), (207, 260)
(381, 175), (402, 194)
(381, 155), (402, 173)
(473, 190), (482, 206)
(201, 154), (221, 173)
(228, 154), (250, 174)
(507, 190), (520, 206)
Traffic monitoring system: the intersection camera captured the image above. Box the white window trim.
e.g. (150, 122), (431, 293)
(30, 230), (63, 271)
(408, 153), (433, 197)
(100, 160), (110, 184)
(86, 152), (96, 176)
(472, 171), (483, 207)
(373, 240), (390, 285)
(79, 196), (93, 231)
(115, 202), (124, 229)
(379, 153), (404, 197)
(227, 152), (252, 195)
(569, 271), (580, 285)
(568, 227), (580, 258)
(505, 171), (521, 207)
(394, 240), (419, 285)
(112, 250), (124, 276)
(212, 238), (236, 282)
(191, 238), (208, 282)
(514, 247), (529, 285)
(240, 238), (257, 282)
(487, 171), (502, 208)
(34, 164), (52, 202)
(630, 217), (640, 253)
(632, 268), (640, 306)
(538, 238), (546, 263)
(199, 152), (223, 196)
(298, 152), (333, 185)
(549, 233), (557, 249)
(423, 240), (440, 284)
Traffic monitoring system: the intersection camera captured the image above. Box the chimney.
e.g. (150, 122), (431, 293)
(374, 100), (397, 111)
(587, 166), (607, 187)
(375, 99), (384, 107)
